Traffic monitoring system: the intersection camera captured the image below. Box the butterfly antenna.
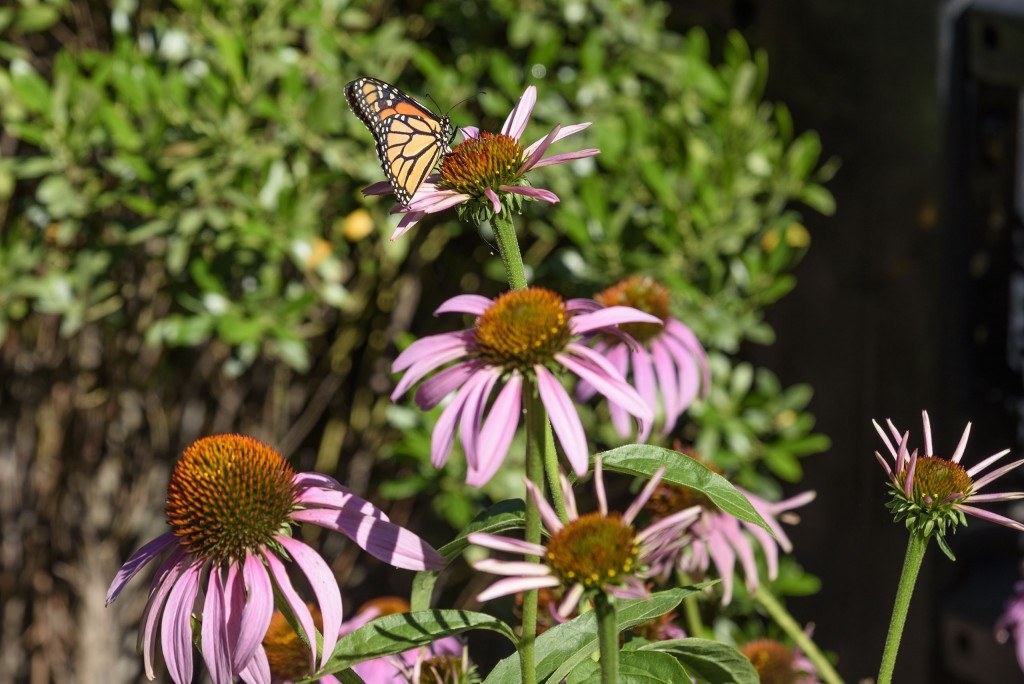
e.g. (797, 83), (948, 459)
(447, 91), (485, 116)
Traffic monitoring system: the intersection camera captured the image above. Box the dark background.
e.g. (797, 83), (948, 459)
(686, 0), (1024, 681)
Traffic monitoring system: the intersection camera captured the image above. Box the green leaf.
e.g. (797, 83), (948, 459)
(567, 650), (689, 683)
(597, 445), (773, 535)
(410, 499), (525, 611)
(484, 588), (701, 684)
(643, 638), (759, 684)
(315, 610), (517, 679)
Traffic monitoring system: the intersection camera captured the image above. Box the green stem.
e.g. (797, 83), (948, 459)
(877, 532), (928, 684)
(519, 380), (546, 684)
(594, 592), (619, 684)
(754, 586), (844, 684)
(541, 420), (568, 522)
(490, 211), (528, 291)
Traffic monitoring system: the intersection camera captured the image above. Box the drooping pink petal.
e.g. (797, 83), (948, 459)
(478, 575), (562, 602)
(223, 564), (246, 669)
(566, 298), (602, 313)
(468, 532), (548, 558)
(557, 351), (652, 423)
(262, 551), (316, 669)
(202, 568), (233, 684)
(106, 531), (177, 605)
(460, 368), (501, 474)
(414, 361), (481, 410)
(430, 372), (479, 469)
(238, 646), (271, 684)
(522, 122), (593, 158)
(535, 364), (589, 476)
(631, 346), (658, 424)
(235, 555), (274, 671)
(704, 527), (738, 605)
(467, 374), (523, 486)
(139, 548), (188, 679)
(392, 337), (473, 397)
(666, 320), (711, 395)
(276, 535), (342, 668)
(518, 124), (561, 174)
(501, 86), (537, 140)
(528, 149), (601, 169)
(435, 294), (493, 317)
(391, 212), (426, 240)
(294, 475), (388, 520)
(499, 185), (559, 203)
(161, 559), (202, 684)
(290, 508), (445, 571)
(406, 188), (470, 213)
(484, 187), (503, 213)
(650, 339), (680, 432)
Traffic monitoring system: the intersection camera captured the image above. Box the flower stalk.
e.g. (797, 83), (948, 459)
(490, 212), (528, 292)
(877, 531), (928, 684)
(594, 592), (619, 684)
(754, 586), (842, 684)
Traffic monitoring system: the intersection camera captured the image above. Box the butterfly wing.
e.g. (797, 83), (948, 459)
(345, 77), (453, 206)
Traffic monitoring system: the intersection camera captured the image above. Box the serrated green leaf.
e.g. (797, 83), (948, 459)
(597, 445), (773, 535)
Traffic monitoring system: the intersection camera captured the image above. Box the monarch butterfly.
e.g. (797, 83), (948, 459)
(345, 77), (455, 206)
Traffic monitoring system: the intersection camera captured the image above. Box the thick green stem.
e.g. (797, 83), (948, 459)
(519, 380), (546, 684)
(754, 587), (843, 684)
(877, 532), (929, 684)
(490, 211), (528, 291)
(594, 592), (619, 684)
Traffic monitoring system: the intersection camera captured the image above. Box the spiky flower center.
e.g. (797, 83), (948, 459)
(473, 288), (572, 371)
(594, 276), (669, 343)
(263, 604), (322, 681)
(440, 132), (523, 196)
(740, 639), (798, 684)
(902, 456), (972, 505)
(644, 482), (716, 519)
(546, 512), (639, 589)
(165, 434), (296, 563)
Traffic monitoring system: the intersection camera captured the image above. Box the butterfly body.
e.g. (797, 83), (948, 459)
(345, 77), (454, 205)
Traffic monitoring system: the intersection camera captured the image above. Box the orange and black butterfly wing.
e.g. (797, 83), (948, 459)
(345, 77), (453, 206)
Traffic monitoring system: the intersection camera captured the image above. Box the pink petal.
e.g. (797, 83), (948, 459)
(705, 528), (738, 605)
(665, 320), (711, 395)
(873, 419), (898, 460)
(290, 508), (445, 571)
(406, 188), (470, 213)
(363, 180), (394, 196)
(624, 466), (666, 525)
(534, 364), (589, 476)
(468, 532), (547, 557)
(630, 346), (658, 432)
(967, 449), (1013, 478)
(276, 536), (342, 668)
(485, 187), (502, 213)
(594, 457), (608, 516)
(461, 126), (480, 139)
(502, 86), (537, 140)
(430, 372), (478, 468)
(518, 124), (561, 174)
(522, 122), (592, 157)
(958, 504), (1024, 532)
(525, 477), (564, 534)
(923, 411), (935, 458)
(478, 576), (562, 603)
(972, 458), (1024, 492)
(557, 351), (652, 422)
(467, 374), (523, 487)
(414, 361), (480, 410)
(223, 564), (246, 669)
(238, 647), (271, 684)
(528, 149), (601, 169)
(557, 584), (586, 618)
(106, 531), (177, 605)
(570, 306), (661, 336)
(392, 330), (473, 373)
(139, 549), (188, 679)
(473, 559), (555, 576)
(262, 551), (316, 669)
(459, 369), (501, 474)
(235, 555), (273, 670)
(435, 294), (493, 316)
(294, 478), (388, 520)
(202, 569), (233, 684)
(161, 560), (202, 684)
(950, 420), (972, 463)
(650, 339), (680, 432)
(391, 212), (425, 240)
(499, 185), (559, 203)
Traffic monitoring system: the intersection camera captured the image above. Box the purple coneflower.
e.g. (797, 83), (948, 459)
(468, 456), (701, 617)
(391, 287), (657, 486)
(642, 466), (815, 605)
(874, 411), (1024, 556)
(741, 637), (822, 684)
(578, 276), (710, 437)
(996, 580), (1024, 672)
(106, 434), (444, 684)
(365, 85), (599, 239)
(264, 597), (466, 684)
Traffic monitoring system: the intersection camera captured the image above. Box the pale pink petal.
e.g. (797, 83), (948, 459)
(392, 340), (473, 399)
(223, 564), (246, 668)
(923, 411), (935, 457)
(535, 364), (589, 476)
(430, 372), (479, 468)
(294, 479), (388, 520)
(276, 536), (342, 668)
(594, 457), (608, 516)
(473, 559), (555, 576)
(462, 126), (480, 139)
(525, 478), (564, 534)
(560, 471), (579, 520)
(557, 351), (652, 423)
(161, 560), (202, 684)
(235, 555), (273, 670)
(950, 420), (972, 463)
(460, 369), (500, 474)
(238, 646), (271, 684)
(414, 361), (480, 410)
(528, 148), (600, 169)
(406, 187), (469, 213)
(478, 575), (562, 603)
(467, 374), (523, 486)
(873, 420), (897, 461)
(624, 467), (666, 525)
(967, 449), (1014, 478)
(968, 491), (1024, 502)
(202, 568), (233, 684)
(290, 508), (444, 571)
(499, 185), (559, 203)
(705, 527), (737, 605)
(435, 295), (493, 316)
(518, 124), (561, 173)
(468, 532), (548, 557)
(106, 531), (177, 605)
(874, 450), (898, 485)
(570, 306), (660, 336)
(665, 320), (711, 395)
(973, 458), (1024, 492)
(484, 187), (502, 213)
(557, 584), (586, 618)
(650, 339), (680, 432)
(522, 121), (593, 158)
(139, 549), (188, 679)
(391, 212), (425, 240)
(392, 330), (473, 373)
(262, 551), (316, 668)
(958, 505), (1024, 532)
(502, 86), (537, 140)
(567, 298), (602, 313)
(631, 346), (658, 432)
